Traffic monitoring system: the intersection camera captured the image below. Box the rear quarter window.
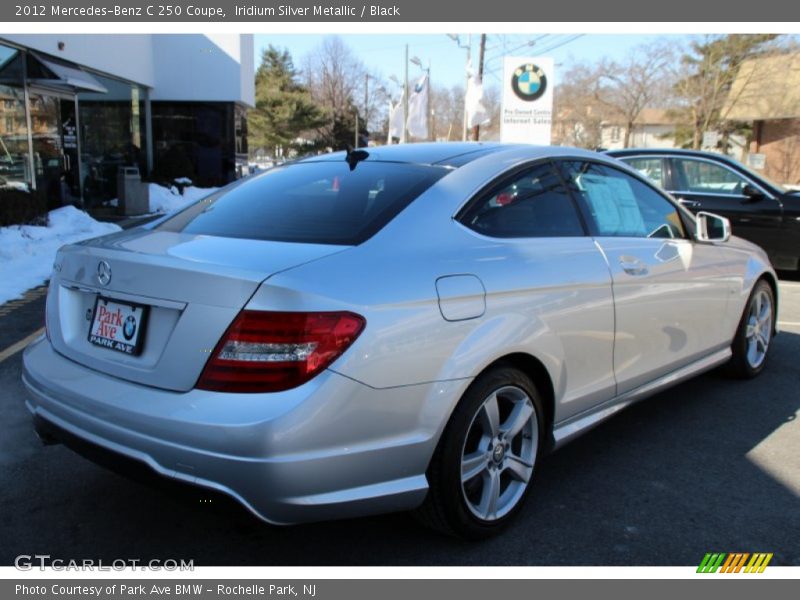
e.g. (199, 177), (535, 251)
(156, 161), (448, 245)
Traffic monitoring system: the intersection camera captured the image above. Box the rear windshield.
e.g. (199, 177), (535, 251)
(156, 160), (448, 245)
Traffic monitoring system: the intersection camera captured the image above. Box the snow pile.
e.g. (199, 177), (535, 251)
(0, 207), (121, 305)
(148, 183), (218, 214)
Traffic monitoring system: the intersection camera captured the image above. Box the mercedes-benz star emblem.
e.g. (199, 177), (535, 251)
(97, 260), (112, 286)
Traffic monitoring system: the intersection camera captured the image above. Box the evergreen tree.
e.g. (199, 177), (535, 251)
(248, 46), (325, 156)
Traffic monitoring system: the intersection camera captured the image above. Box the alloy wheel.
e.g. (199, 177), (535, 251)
(460, 385), (538, 521)
(745, 288), (773, 369)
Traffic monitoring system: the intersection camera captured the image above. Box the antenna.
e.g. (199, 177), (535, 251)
(345, 148), (369, 171)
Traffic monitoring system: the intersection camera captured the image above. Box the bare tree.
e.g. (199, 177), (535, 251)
(553, 62), (611, 149)
(671, 34), (778, 149)
(593, 42), (676, 148)
(429, 84), (465, 141)
(477, 85), (502, 141)
(427, 82), (500, 142)
(361, 68), (391, 138)
(301, 36), (368, 149)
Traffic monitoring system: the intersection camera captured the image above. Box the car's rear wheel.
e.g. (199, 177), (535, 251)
(415, 365), (543, 539)
(726, 279), (775, 378)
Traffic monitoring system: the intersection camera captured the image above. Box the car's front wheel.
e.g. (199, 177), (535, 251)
(726, 279), (775, 378)
(415, 365), (544, 539)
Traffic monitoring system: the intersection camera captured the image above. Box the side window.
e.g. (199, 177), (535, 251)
(558, 161), (686, 239)
(620, 157), (665, 188)
(460, 162), (585, 238)
(672, 158), (748, 195)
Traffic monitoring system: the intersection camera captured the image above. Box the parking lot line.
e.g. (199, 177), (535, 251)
(0, 328), (45, 364)
(0, 285), (48, 314)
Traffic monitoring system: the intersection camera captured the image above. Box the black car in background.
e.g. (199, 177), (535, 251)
(608, 148), (800, 271)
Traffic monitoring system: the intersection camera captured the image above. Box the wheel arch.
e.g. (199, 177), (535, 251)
(452, 352), (557, 451)
(415, 350), (558, 536)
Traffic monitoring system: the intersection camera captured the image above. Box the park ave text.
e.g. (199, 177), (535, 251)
(16, 584), (316, 597)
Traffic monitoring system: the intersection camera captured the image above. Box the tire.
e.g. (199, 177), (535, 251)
(414, 365), (544, 539)
(725, 279), (775, 379)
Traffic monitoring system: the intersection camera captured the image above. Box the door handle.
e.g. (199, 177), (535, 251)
(678, 198), (701, 209)
(619, 256), (649, 276)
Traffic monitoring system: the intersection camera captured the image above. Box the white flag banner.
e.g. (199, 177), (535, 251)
(465, 73), (490, 129)
(388, 92), (405, 141)
(407, 73), (429, 139)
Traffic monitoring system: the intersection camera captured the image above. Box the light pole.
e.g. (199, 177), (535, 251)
(369, 80), (389, 145)
(447, 34), (471, 141)
(356, 73), (378, 149)
(403, 44), (409, 143)
(471, 34), (487, 141)
(365, 73), (370, 130)
(363, 73), (380, 145)
(388, 74), (403, 144)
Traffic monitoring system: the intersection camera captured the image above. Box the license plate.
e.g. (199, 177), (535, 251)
(88, 297), (149, 356)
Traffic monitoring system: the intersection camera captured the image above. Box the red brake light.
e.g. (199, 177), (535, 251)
(196, 311), (366, 393)
(44, 284), (51, 342)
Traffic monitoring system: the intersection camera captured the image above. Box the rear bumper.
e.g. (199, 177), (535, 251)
(22, 338), (466, 524)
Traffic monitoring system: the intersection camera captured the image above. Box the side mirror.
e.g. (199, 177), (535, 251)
(695, 211), (731, 243)
(742, 183), (765, 202)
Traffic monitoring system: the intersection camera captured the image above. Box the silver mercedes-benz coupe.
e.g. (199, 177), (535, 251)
(22, 143), (777, 538)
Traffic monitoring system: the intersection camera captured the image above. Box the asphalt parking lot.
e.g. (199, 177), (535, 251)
(0, 278), (798, 567)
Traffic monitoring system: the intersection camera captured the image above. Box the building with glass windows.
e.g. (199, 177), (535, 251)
(0, 34), (253, 218)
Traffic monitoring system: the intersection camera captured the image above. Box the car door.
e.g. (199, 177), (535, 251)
(458, 160), (617, 419)
(667, 156), (783, 258)
(557, 159), (734, 395)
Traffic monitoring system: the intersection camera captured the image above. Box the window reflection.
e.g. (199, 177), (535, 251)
(78, 74), (147, 207)
(0, 40), (247, 220)
(152, 102), (237, 187)
(28, 92), (65, 210)
(0, 45), (30, 193)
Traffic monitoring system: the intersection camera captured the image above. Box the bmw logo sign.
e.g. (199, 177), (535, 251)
(511, 63), (547, 102)
(123, 315), (137, 341)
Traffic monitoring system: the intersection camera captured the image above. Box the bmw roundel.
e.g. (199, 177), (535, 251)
(123, 315), (138, 341)
(511, 63), (547, 102)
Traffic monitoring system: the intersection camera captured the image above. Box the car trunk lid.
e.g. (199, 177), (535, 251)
(47, 229), (346, 392)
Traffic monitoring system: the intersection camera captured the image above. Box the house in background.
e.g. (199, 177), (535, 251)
(724, 52), (800, 186)
(600, 108), (678, 150)
(552, 105), (678, 150)
(0, 34), (254, 214)
(551, 103), (603, 149)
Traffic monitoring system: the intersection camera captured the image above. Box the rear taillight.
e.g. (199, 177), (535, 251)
(44, 284), (51, 342)
(196, 311), (366, 393)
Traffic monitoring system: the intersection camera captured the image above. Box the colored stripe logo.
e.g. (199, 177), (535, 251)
(697, 553), (773, 573)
